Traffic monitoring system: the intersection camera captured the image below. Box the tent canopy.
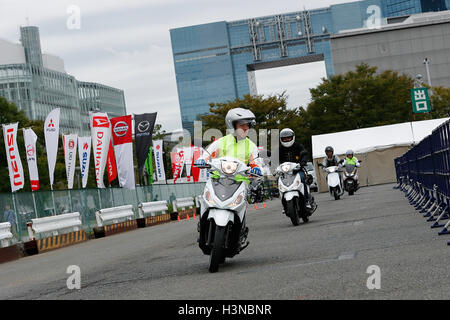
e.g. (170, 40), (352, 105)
(311, 118), (449, 159)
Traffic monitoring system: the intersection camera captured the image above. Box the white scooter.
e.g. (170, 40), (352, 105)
(318, 162), (344, 200)
(196, 156), (259, 273)
(275, 162), (317, 226)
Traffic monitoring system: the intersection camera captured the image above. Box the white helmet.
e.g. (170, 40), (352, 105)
(346, 149), (354, 157)
(225, 108), (256, 131)
(280, 128), (295, 148)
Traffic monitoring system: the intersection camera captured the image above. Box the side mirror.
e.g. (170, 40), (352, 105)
(359, 160), (363, 163)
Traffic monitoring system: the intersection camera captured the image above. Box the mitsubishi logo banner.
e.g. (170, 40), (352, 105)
(2, 122), (24, 192)
(110, 115), (135, 189)
(44, 108), (60, 188)
(78, 136), (91, 188)
(23, 128), (40, 191)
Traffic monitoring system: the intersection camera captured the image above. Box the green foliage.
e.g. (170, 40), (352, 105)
(430, 86), (450, 118)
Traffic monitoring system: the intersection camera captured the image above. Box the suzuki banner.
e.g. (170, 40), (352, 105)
(44, 108), (60, 188)
(153, 140), (166, 181)
(23, 128), (39, 191)
(78, 136), (91, 188)
(2, 123), (24, 192)
(63, 134), (77, 189)
(90, 112), (111, 188)
(110, 115), (135, 189)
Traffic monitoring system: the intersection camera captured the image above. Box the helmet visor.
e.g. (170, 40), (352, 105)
(281, 136), (293, 143)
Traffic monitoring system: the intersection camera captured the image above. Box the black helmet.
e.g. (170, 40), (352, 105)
(325, 146), (334, 154)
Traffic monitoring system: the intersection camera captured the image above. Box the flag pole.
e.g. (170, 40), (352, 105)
(51, 184), (57, 215)
(31, 190), (38, 219)
(12, 192), (21, 242)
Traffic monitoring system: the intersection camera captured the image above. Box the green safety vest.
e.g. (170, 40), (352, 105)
(218, 134), (254, 164)
(345, 157), (357, 165)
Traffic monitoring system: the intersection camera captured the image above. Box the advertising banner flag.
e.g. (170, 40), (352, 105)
(63, 134), (78, 189)
(191, 146), (202, 183)
(23, 128), (39, 191)
(171, 149), (184, 183)
(78, 136), (91, 188)
(184, 146), (193, 182)
(134, 113), (157, 169)
(2, 123), (24, 192)
(44, 108), (60, 188)
(110, 115), (135, 189)
(90, 112), (111, 188)
(107, 140), (117, 184)
(144, 146), (154, 184)
(153, 140), (166, 181)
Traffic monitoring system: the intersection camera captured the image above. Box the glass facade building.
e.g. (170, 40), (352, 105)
(0, 26), (126, 135)
(170, 0), (449, 135)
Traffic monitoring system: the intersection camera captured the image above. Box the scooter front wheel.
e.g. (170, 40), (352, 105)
(209, 225), (226, 273)
(287, 199), (300, 226)
(333, 189), (340, 200)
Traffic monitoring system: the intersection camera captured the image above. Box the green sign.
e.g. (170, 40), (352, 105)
(411, 87), (431, 113)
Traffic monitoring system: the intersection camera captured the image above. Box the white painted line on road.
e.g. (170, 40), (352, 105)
(338, 252), (355, 260)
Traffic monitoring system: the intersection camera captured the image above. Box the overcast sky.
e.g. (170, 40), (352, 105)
(1, 0), (354, 132)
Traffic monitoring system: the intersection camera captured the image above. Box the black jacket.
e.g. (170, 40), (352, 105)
(279, 142), (308, 166)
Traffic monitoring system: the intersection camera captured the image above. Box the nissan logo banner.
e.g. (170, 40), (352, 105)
(134, 112), (157, 169)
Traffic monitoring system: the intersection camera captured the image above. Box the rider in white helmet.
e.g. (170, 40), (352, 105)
(279, 128), (314, 210)
(196, 108), (261, 176)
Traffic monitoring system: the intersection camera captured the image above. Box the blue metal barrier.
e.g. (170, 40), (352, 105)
(394, 119), (450, 246)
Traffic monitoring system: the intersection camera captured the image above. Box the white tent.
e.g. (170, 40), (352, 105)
(311, 117), (449, 192)
(312, 118), (449, 159)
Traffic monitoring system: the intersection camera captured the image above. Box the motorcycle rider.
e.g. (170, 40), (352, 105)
(194, 108), (262, 249)
(278, 128), (313, 212)
(343, 149), (361, 190)
(321, 146), (343, 184)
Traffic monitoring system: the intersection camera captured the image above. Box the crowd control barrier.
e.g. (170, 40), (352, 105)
(173, 197), (196, 220)
(95, 205), (135, 227)
(137, 201), (171, 227)
(0, 222), (13, 248)
(394, 119), (450, 245)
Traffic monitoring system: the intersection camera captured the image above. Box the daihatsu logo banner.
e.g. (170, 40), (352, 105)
(90, 112), (111, 188)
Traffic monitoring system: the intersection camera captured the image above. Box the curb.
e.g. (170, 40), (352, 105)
(0, 244), (24, 264)
(36, 230), (87, 253)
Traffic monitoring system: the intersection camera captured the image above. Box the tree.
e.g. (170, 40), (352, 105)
(430, 86), (450, 118)
(306, 63), (423, 137)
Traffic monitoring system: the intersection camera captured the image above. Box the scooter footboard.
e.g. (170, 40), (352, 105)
(208, 209), (235, 227)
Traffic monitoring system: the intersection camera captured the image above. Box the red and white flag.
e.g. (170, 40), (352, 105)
(90, 112), (111, 188)
(2, 123), (24, 192)
(107, 140), (117, 184)
(63, 134), (78, 189)
(23, 128), (39, 191)
(110, 115), (135, 189)
(44, 108), (60, 188)
(78, 136), (91, 188)
(171, 148), (185, 183)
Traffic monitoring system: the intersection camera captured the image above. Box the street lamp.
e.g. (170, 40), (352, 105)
(414, 74), (423, 88)
(423, 57), (432, 89)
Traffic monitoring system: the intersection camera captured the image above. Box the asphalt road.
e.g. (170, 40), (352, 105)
(0, 183), (449, 300)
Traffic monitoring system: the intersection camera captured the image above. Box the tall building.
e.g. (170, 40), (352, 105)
(0, 26), (126, 134)
(170, 0), (449, 135)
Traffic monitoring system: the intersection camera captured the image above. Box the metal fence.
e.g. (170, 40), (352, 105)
(394, 118), (450, 245)
(0, 182), (206, 242)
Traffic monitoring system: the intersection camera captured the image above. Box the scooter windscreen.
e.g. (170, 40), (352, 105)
(212, 178), (243, 202)
(345, 164), (356, 175)
(281, 173), (297, 187)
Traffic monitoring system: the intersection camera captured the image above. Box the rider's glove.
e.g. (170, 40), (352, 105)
(251, 167), (262, 176)
(195, 159), (206, 167)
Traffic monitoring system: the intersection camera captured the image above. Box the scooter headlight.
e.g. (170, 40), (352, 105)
(228, 193), (244, 207)
(327, 167), (336, 173)
(204, 190), (215, 205)
(282, 163), (291, 173)
(222, 160), (238, 174)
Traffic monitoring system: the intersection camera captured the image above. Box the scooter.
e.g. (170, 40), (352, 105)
(275, 162), (317, 226)
(343, 161), (362, 196)
(318, 162), (344, 200)
(248, 177), (265, 204)
(196, 156), (259, 273)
